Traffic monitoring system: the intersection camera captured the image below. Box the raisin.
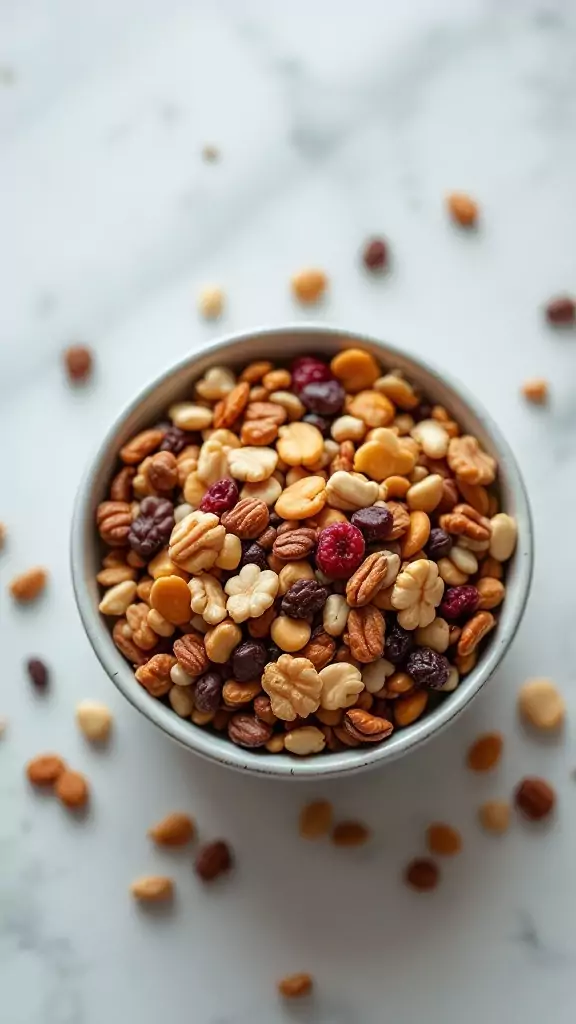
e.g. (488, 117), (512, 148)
(231, 640), (268, 682)
(26, 658), (49, 690)
(128, 497), (174, 560)
(194, 840), (233, 882)
(362, 237), (388, 271)
(159, 426), (197, 455)
(291, 357), (333, 393)
(384, 623), (415, 665)
(299, 380), (345, 416)
(302, 412), (330, 436)
(426, 527), (453, 561)
(239, 541), (268, 571)
(545, 296), (575, 326)
(350, 505), (393, 543)
(440, 585), (479, 621)
(194, 671), (223, 713)
(406, 648), (450, 690)
(200, 478), (239, 516)
(267, 643), (282, 662)
(281, 579), (328, 619)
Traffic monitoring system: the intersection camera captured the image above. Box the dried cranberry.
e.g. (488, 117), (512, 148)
(427, 527), (453, 561)
(545, 295), (576, 326)
(194, 671), (223, 713)
(384, 623), (414, 665)
(26, 658), (49, 690)
(302, 412), (330, 436)
(232, 640), (268, 682)
(281, 579), (328, 619)
(239, 541), (268, 571)
(299, 380), (345, 416)
(440, 585), (479, 621)
(362, 237), (388, 271)
(350, 505), (393, 542)
(316, 522), (365, 579)
(200, 478), (239, 516)
(159, 425), (196, 455)
(291, 357), (333, 393)
(406, 648), (450, 690)
(128, 496), (174, 559)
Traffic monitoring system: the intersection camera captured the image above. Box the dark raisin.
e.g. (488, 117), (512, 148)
(195, 840), (233, 882)
(159, 425), (196, 455)
(291, 357), (333, 393)
(239, 541), (268, 571)
(385, 623), (415, 665)
(26, 658), (49, 690)
(427, 527), (453, 561)
(231, 640), (268, 682)
(267, 643), (282, 662)
(545, 296), (576, 326)
(440, 585), (480, 621)
(299, 380), (345, 416)
(200, 478), (239, 516)
(350, 505), (393, 542)
(302, 412), (330, 436)
(414, 402), (432, 421)
(406, 648), (450, 690)
(362, 237), (388, 271)
(269, 512), (282, 528)
(194, 671), (223, 713)
(128, 496), (174, 559)
(281, 579), (328, 619)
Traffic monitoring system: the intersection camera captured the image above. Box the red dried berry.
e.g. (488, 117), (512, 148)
(316, 522), (365, 579)
(300, 380), (345, 416)
(362, 237), (388, 271)
(26, 658), (49, 690)
(545, 295), (575, 326)
(64, 344), (93, 382)
(291, 357), (333, 394)
(200, 478), (239, 516)
(440, 585), (479, 621)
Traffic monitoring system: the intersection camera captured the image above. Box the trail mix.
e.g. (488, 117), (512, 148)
(94, 348), (518, 757)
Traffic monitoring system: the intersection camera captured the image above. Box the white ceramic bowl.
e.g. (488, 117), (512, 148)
(71, 325), (533, 778)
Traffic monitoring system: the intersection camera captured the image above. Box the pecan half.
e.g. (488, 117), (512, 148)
(345, 605), (385, 663)
(110, 467), (136, 503)
(300, 626), (336, 670)
(221, 498), (269, 539)
(272, 527), (317, 562)
(346, 552), (389, 607)
(240, 419), (278, 446)
(227, 713), (273, 748)
(120, 428), (165, 465)
(330, 440), (355, 474)
(96, 501), (132, 546)
(439, 503), (490, 542)
(343, 708), (394, 743)
(112, 618), (150, 666)
(244, 401), (287, 426)
(213, 381), (250, 429)
(173, 633), (209, 676)
(457, 611), (496, 657)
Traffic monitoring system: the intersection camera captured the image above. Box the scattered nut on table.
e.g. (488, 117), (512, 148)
(148, 812), (195, 847)
(76, 700), (113, 742)
(517, 678), (565, 732)
(130, 876), (174, 902)
(277, 973), (313, 999)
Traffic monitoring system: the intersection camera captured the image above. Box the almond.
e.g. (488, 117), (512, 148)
(148, 812), (195, 847)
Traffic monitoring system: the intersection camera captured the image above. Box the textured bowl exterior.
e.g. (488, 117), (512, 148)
(71, 325), (533, 778)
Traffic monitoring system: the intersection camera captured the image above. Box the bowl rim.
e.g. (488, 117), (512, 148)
(70, 323), (533, 778)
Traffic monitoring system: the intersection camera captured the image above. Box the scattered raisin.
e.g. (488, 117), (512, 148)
(26, 658), (49, 690)
(64, 344), (93, 383)
(545, 295), (575, 326)
(159, 426), (197, 454)
(514, 777), (556, 821)
(362, 237), (388, 271)
(239, 541), (268, 571)
(194, 839), (233, 882)
(291, 357), (333, 393)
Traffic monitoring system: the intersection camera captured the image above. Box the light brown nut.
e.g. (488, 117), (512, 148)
(318, 662), (364, 710)
(478, 800), (511, 834)
(253, 693), (277, 725)
(148, 548), (189, 581)
(148, 451), (178, 491)
(466, 732), (503, 772)
(247, 604), (277, 639)
(300, 628), (336, 670)
(437, 557), (468, 587)
(343, 708), (393, 743)
(521, 377), (548, 404)
(315, 707), (343, 726)
(213, 381), (250, 429)
(331, 821), (371, 847)
(330, 440), (355, 474)
(169, 684), (195, 717)
(331, 348), (380, 392)
(326, 470), (379, 511)
(354, 430), (415, 482)
(455, 649), (477, 675)
(348, 390), (395, 428)
(196, 365), (236, 401)
(221, 497), (269, 539)
(489, 513), (517, 561)
(476, 577), (505, 610)
(98, 580), (138, 616)
(374, 373), (418, 409)
(148, 812), (195, 847)
(240, 419), (279, 446)
(406, 474), (443, 513)
(400, 510), (431, 557)
(9, 567), (48, 603)
(393, 690), (428, 727)
(188, 573), (226, 626)
(135, 654), (177, 696)
(76, 700), (113, 742)
(345, 605), (385, 663)
(64, 343), (93, 382)
(173, 633), (208, 676)
(204, 620), (242, 663)
(169, 510), (225, 572)
(437, 478), (459, 513)
(278, 974), (314, 999)
(385, 501), (411, 539)
(448, 544), (478, 576)
(222, 680), (262, 707)
(404, 858), (440, 892)
(262, 368), (291, 391)
(176, 445), (200, 486)
(384, 671), (414, 696)
(96, 564), (137, 587)
(228, 446), (278, 483)
(110, 466), (136, 503)
(197, 285), (224, 320)
(130, 876), (174, 902)
(126, 603), (158, 650)
(262, 654), (321, 721)
(416, 617), (450, 654)
(439, 504), (491, 543)
(271, 616), (311, 653)
(225, 564), (279, 623)
(411, 418), (450, 459)
(268, 390), (305, 421)
(299, 800), (333, 839)
(426, 823), (462, 856)
(284, 726), (326, 755)
(120, 429), (164, 465)
(457, 611), (495, 657)
(331, 415), (367, 443)
(479, 556), (503, 580)
(112, 618), (150, 665)
(55, 769), (89, 809)
(277, 422), (324, 467)
(97, 501), (133, 545)
(447, 435), (496, 486)
(291, 267), (327, 304)
(275, 476), (327, 519)
(391, 559), (444, 630)
(239, 361), (273, 384)
(244, 399), (287, 425)
(346, 552), (389, 607)
(518, 678), (565, 732)
(226, 714), (273, 748)
(26, 754), (66, 786)
(447, 191), (478, 226)
(265, 734), (285, 753)
(215, 533), (242, 571)
(273, 527), (317, 562)
(456, 480), (490, 516)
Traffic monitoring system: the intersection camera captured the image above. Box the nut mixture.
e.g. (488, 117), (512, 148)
(94, 350), (518, 757)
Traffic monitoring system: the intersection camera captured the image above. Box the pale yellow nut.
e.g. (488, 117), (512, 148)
(170, 663), (194, 687)
(130, 875), (174, 902)
(182, 471), (208, 508)
(391, 558), (444, 630)
(228, 446), (278, 483)
(478, 800), (510, 834)
(262, 654), (322, 721)
(240, 477), (282, 506)
(319, 662), (364, 710)
(285, 726), (326, 756)
(354, 430), (415, 482)
(197, 438), (231, 486)
(416, 617), (450, 654)
(268, 391), (305, 421)
(98, 580), (137, 616)
(271, 616), (311, 653)
(322, 593), (350, 637)
(489, 513), (517, 562)
(76, 700), (113, 742)
(406, 474), (443, 513)
(215, 533), (242, 570)
(189, 573), (227, 625)
(291, 267), (327, 304)
(518, 678), (565, 732)
(169, 685), (196, 717)
(198, 285), (225, 320)
(440, 666), (460, 692)
(449, 545), (478, 576)
(437, 557), (468, 586)
(224, 564), (279, 623)
(411, 419), (450, 459)
(275, 475), (327, 519)
(278, 561), (315, 595)
(330, 415), (367, 443)
(195, 365), (236, 401)
(168, 402), (213, 431)
(374, 373), (418, 410)
(148, 548), (189, 581)
(277, 422), (324, 468)
(361, 658), (395, 693)
(325, 470), (379, 511)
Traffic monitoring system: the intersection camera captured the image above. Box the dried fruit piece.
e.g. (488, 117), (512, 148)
(195, 839), (233, 881)
(281, 579), (327, 619)
(299, 800), (333, 839)
(466, 732), (503, 772)
(278, 974), (313, 999)
(148, 812), (195, 846)
(316, 522), (365, 579)
(406, 648), (450, 690)
(26, 657), (49, 690)
(440, 585), (479, 620)
(129, 497), (174, 560)
(362, 237), (388, 271)
(426, 823), (462, 856)
(350, 505), (393, 541)
(200, 478), (239, 515)
(291, 268), (327, 304)
(514, 777), (555, 821)
(404, 858), (439, 891)
(385, 623), (414, 665)
(545, 295), (575, 326)
(300, 379), (345, 416)
(518, 678), (565, 732)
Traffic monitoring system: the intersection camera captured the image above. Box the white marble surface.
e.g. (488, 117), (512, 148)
(1, 1), (576, 1021)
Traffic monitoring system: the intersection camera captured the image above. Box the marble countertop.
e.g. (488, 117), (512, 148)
(2, 1), (576, 1021)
